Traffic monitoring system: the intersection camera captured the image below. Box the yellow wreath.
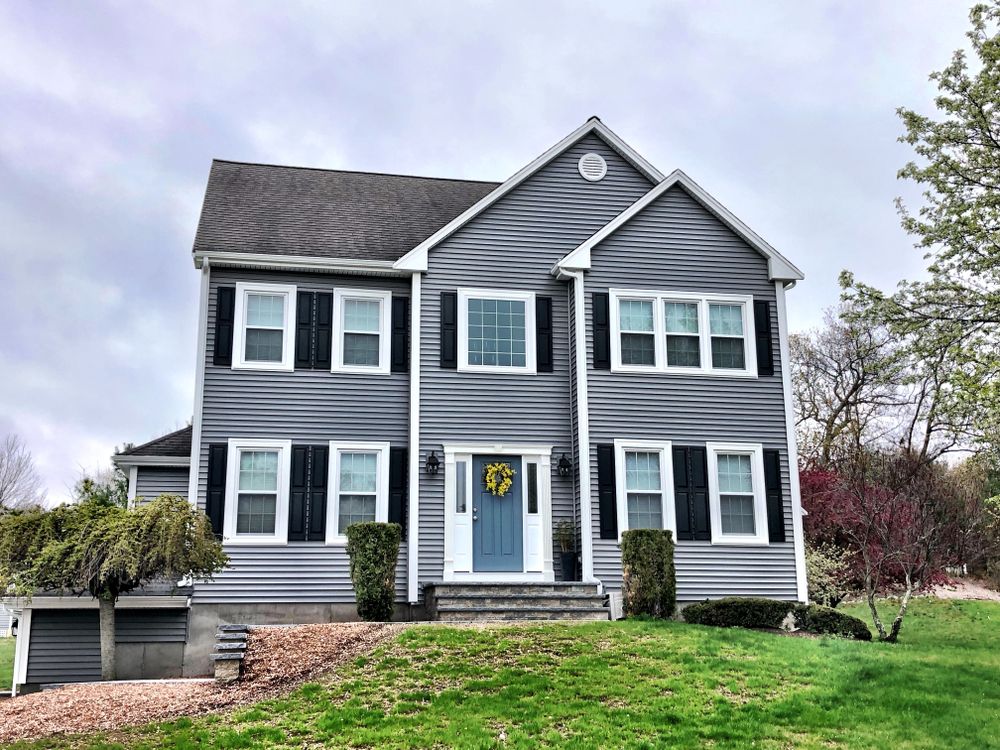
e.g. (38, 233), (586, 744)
(483, 462), (516, 497)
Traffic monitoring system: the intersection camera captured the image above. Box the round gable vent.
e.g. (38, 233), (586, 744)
(578, 152), (607, 182)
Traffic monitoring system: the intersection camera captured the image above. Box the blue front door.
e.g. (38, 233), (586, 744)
(472, 455), (524, 572)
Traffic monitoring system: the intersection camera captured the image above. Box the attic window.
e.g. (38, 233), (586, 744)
(578, 153), (607, 182)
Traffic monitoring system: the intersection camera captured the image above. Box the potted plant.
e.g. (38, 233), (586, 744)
(555, 520), (577, 581)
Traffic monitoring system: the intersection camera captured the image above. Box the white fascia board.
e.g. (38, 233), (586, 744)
(10, 596), (191, 609)
(193, 251), (408, 277)
(113, 455), (191, 469)
(393, 118), (664, 273)
(556, 170), (805, 283)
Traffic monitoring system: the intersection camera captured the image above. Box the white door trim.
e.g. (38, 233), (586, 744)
(442, 443), (554, 582)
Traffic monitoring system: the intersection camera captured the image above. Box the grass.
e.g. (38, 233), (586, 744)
(0, 638), (13, 690)
(9, 598), (1000, 749)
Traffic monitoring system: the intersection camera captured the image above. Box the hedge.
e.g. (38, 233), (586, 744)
(681, 597), (792, 629)
(794, 603), (872, 641)
(620, 529), (676, 618)
(345, 522), (401, 621)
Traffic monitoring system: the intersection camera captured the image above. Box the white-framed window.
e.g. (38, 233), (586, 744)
(223, 439), (292, 544)
(706, 442), (769, 545)
(609, 289), (756, 377)
(232, 282), (297, 371)
(328, 441), (390, 543)
(458, 288), (536, 374)
(332, 289), (392, 374)
(614, 439), (675, 539)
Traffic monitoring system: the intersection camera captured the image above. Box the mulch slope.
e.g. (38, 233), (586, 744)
(0, 621), (399, 744)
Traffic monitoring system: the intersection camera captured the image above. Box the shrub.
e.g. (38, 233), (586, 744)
(620, 529), (676, 618)
(806, 542), (853, 607)
(345, 522), (401, 621)
(794, 603), (872, 640)
(682, 597), (793, 629)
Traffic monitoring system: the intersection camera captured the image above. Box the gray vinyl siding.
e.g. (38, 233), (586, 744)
(417, 133), (653, 590)
(134, 466), (189, 503)
(115, 609), (189, 643)
(584, 184), (798, 601)
(194, 268), (410, 604)
(26, 610), (101, 684)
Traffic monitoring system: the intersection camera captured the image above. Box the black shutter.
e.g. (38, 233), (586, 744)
(672, 446), (711, 541)
(440, 291), (458, 369)
(388, 447), (407, 534)
(309, 445), (328, 541)
(288, 445), (309, 541)
(754, 300), (775, 377)
(536, 296), (553, 373)
(391, 296), (410, 373)
(288, 445), (328, 542)
(597, 444), (617, 540)
(764, 448), (785, 542)
(593, 292), (611, 370)
(206, 444), (227, 537)
(295, 292), (315, 369)
(314, 292), (333, 369)
(213, 287), (235, 367)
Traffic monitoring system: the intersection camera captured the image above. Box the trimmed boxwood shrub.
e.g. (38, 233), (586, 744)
(620, 529), (676, 618)
(345, 522), (401, 621)
(682, 597), (793, 629)
(794, 604), (872, 641)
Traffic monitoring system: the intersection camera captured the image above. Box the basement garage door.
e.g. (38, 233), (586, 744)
(25, 608), (188, 685)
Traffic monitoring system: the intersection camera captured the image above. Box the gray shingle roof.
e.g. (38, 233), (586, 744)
(193, 160), (501, 262)
(121, 426), (192, 457)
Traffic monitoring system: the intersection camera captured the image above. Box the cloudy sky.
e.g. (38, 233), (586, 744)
(0, 1), (973, 501)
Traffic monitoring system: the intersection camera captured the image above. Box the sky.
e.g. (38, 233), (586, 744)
(0, 0), (975, 502)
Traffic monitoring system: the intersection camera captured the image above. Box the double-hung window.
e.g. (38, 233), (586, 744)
(224, 439), (292, 544)
(614, 440), (674, 538)
(458, 288), (536, 373)
(332, 289), (391, 373)
(233, 283), (297, 371)
(610, 290), (755, 376)
(706, 442), (768, 545)
(329, 442), (389, 542)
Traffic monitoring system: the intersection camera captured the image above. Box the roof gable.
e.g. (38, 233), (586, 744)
(556, 170), (804, 282)
(393, 118), (663, 272)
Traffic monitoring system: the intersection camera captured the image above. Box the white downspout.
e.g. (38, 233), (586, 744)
(187, 261), (211, 507)
(565, 269), (595, 584)
(775, 280), (808, 602)
(407, 272), (422, 604)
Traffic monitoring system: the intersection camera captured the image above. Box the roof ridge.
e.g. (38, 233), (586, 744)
(211, 159), (502, 186)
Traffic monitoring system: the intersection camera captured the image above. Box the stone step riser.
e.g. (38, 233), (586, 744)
(427, 585), (599, 597)
(435, 596), (605, 609)
(436, 610), (609, 622)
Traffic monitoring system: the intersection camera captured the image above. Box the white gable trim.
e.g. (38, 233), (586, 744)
(393, 118), (664, 272)
(555, 170), (805, 282)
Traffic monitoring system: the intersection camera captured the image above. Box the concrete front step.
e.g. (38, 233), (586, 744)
(435, 606), (609, 622)
(426, 582), (600, 597)
(435, 594), (606, 609)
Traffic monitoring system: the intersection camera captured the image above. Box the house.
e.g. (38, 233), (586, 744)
(10, 117), (807, 689)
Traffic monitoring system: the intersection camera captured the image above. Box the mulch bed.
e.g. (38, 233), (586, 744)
(0, 621), (401, 744)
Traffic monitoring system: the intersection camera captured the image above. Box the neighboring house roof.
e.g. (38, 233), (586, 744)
(556, 169), (805, 283)
(113, 426), (192, 467)
(193, 161), (499, 264)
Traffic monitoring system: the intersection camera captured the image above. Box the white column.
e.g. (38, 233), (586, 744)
(407, 272), (422, 603)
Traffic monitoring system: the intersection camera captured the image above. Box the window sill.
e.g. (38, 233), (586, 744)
(231, 361), (295, 373)
(710, 536), (770, 546)
(457, 364), (537, 375)
(608, 365), (757, 379)
(330, 365), (392, 376)
(223, 536), (289, 546)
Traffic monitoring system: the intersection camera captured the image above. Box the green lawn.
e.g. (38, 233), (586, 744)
(10, 599), (1000, 749)
(0, 638), (13, 690)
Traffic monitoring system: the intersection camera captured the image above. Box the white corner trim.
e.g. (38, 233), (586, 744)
(331, 288), (393, 375)
(127, 466), (138, 507)
(231, 282), (297, 372)
(187, 261), (211, 508)
(11, 608), (30, 693)
(326, 441), (391, 545)
(566, 270), (596, 583)
(407, 273), (421, 603)
(706, 441), (770, 546)
(613, 439), (676, 542)
(394, 117), (663, 272)
(556, 170), (804, 282)
(776, 281), (809, 602)
(223, 439), (293, 545)
(457, 287), (537, 374)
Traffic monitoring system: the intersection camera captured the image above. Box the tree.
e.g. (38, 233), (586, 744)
(0, 495), (228, 679)
(842, 2), (1000, 448)
(74, 464), (129, 508)
(0, 434), (46, 509)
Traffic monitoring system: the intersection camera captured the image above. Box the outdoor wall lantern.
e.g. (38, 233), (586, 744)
(558, 453), (572, 478)
(426, 451), (440, 475)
